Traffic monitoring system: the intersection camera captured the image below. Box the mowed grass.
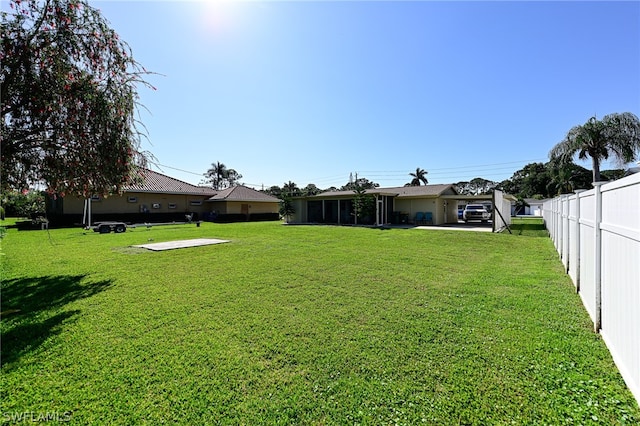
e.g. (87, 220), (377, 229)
(1, 219), (638, 424)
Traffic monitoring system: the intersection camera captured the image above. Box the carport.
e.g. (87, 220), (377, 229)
(441, 189), (515, 232)
(442, 194), (492, 223)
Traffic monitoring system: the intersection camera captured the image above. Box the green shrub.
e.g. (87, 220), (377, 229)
(1, 190), (46, 218)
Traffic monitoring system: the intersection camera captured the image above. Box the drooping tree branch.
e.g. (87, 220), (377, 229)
(1, 0), (156, 197)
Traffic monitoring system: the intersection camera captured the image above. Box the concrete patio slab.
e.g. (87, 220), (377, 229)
(132, 238), (230, 251)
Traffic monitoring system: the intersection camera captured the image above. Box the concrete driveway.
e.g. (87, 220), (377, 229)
(414, 221), (493, 232)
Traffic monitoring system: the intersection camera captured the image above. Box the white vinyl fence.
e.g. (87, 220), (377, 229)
(543, 173), (640, 405)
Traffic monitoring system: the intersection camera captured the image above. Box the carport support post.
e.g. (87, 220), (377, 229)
(84, 197), (92, 228)
(82, 199), (87, 227)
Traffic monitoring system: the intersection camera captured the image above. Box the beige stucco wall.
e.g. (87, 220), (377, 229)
(444, 200), (458, 223)
(290, 199), (307, 223)
(207, 201), (279, 215)
(394, 198), (440, 224)
(63, 193), (212, 215)
(393, 197), (458, 225)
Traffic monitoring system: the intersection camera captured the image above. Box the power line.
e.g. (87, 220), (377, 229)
(358, 158), (548, 174)
(147, 157), (563, 189)
(148, 161), (204, 177)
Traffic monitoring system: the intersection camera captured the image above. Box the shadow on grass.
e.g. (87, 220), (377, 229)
(510, 221), (548, 237)
(1, 275), (113, 369)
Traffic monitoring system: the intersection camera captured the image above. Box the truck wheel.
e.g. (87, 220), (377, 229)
(115, 224), (126, 233)
(98, 224), (111, 234)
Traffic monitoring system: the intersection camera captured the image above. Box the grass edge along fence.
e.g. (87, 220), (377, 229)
(543, 172), (640, 405)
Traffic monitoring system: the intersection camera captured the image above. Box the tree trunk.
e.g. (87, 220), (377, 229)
(592, 157), (602, 183)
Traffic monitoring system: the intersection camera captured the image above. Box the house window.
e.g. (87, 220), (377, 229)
(168, 203), (177, 209)
(152, 203), (161, 209)
(190, 200), (202, 206)
(128, 196), (138, 203)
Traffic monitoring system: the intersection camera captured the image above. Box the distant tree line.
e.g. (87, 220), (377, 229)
(262, 176), (380, 199)
(498, 162), (626, 200)
(259, 158), (630, 205)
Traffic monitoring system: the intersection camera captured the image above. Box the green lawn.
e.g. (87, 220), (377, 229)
(1, 219), (638, 424)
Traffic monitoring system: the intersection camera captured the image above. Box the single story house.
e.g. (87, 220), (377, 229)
(289, 184), (462, 226)
(46, 169), (280, 225)
(204, 184), (281, 222)
(515, 198), (547, 216)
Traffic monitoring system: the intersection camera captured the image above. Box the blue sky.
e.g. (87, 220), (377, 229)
(93, 1), (640, 189)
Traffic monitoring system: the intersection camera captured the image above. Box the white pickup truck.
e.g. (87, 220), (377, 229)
(463, 204), (491, 223)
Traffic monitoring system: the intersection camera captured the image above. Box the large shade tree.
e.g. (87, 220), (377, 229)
(454, 177), (496, 196)
(302, 184), (321, 196)
(549, 113), (640, 183)
(1, 0), (154, 197)
(282, 181), (301, 197)
(500, 163), (550, 198)
(341, 177), (378, 191)
(545, 160), (592, 196)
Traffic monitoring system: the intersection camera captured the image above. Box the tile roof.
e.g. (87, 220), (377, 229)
(124, 169), (216, 196)
(207, 185), (280, 203)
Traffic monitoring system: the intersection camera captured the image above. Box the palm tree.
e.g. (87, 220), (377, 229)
(205, 161), (227, 189)
(283, 181), (300, 197)
(279, 195), (295, 223)
(549, 112), (640, 183)
(546, 159), (592, 196)
(408, 167), (428, 186)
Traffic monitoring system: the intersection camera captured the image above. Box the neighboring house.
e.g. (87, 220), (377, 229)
(46, 169), (279, 225)
(511, 198), (546, 216)
(523, 198), (546, 216)
(204, 185), (281, 222)
(290, 184), (461, 226)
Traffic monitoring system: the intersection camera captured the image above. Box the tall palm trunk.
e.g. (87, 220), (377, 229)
(592, 156), (601, 183)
